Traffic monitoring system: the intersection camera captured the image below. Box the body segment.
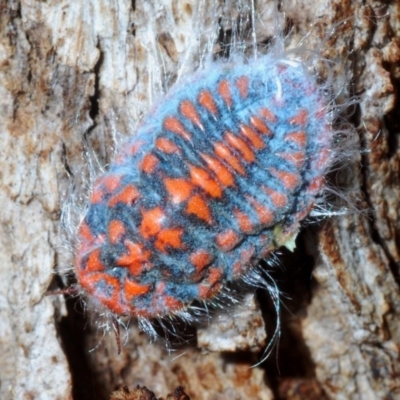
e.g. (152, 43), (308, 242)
(75, 56), (332, 318)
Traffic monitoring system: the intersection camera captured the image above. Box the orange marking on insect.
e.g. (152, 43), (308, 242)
(108, 185), (140, 207)
(102, 175), (122, 192)
(278, 151), (305, 168)
(189, 165), (223, 198)
(198, 90), (218, 116)
(224, 131), (255, 163)
(156, 137), (181, 154)
(124, 278), (150, 301)
(186, 194), (212, 223)
(213, 142), (246, 175)
(208, 267), (223, 285)
(218, 79), (232, 108)
(78, 222), (94, 242)
(250, 116), (271, 135)
(198, 268), (223, 298)
(239, 124), (265, 149)
(140, 153), (159, 173)
(216, 229), (241, 252)
(78, 272), (128, 315)
(269, 168), (300, 190)
(163, 116), (192, 141)
(234, 209), (254, 233)
(117, 241), (151, 276)
(247, 197), (274, 225)
(90, 187), (104, 204)
(289, 109), (308, 125)
(108, 220), (126, 244)
(233, 246), (256, 276)
(201, 152), (235, 186)
(84, 249), (105, 272)
(285, 131), (307, 147)
(259, 108), (277, 123)
(263, 187), (288, 208)
(90, 175), (121, 203)
(149, 282), (180, 315)
(309, 176), (324, 193)
(86, 274), (129, 314)
(198, 282), (222, 299)
(315, 148), (331, 169)
(81, 272), (112, 293)
(164, 178), (193, 204)
(236, 76), (249, 98)
(190, 250), (213, 273)
(155, 228), (184, 252)
(180, 100), (204, 130)
(140, 207), (165, 239)
(164, 296), (183, 311)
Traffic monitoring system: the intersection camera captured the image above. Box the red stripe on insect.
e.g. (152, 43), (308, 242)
(186, 194), (213, 223)
(285, 131), (307, 147)
(140, 153), (159, 173)
(198, 90), (218, 116)
(190, 249), (214, 274)
(164, 116), (192, 141)
(200, 152), (235, 187)
(239, 124), (265, 149)
(213, 142), (246, 175)
(156, 137), (181, 154)
(236, 76), (249, 98)
(109, 220), (126, 244)
(259, 108), (277, 123)
(250, 116), (271, 135)
(164, 178), (194, 204)
(124, 278), (151, 301)
(218, 80), (232, 108)
(269, 168), (300, 190)
(155, 228), (185, 252)
(278, 151), (306, 168)
(140, 207), (165, 239)
(189, 164), (223, 198)
(247, 197), (274, 225)
(117, 241), (151, 276)
(216, 229), (241, 252)
(234, 209), (254, 233)
(180, 100), (204, 130)
(108, 185), (140, 207)
(289, 109), (308, 125)
(263, 187), (288, 208)
(224, 131), (255, 163)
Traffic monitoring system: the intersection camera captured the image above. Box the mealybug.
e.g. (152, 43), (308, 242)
(73, 53), (332, 326)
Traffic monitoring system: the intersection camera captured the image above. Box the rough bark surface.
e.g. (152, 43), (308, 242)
(0, 0), (399, 399)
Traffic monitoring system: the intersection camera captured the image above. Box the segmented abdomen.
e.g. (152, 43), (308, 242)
(75, 57), (331, 318)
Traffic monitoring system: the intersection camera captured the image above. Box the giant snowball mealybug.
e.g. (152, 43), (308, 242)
(74, 54), (332, 320)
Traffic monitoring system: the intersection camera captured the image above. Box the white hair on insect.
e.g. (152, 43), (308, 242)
(56, 0), (358, 362)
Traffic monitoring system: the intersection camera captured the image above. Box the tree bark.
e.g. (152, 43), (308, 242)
(0, 0), (399, 399)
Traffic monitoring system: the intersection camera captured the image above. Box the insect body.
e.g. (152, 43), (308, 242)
(75, 55), (332, 319)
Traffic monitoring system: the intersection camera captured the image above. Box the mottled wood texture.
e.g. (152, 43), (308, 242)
(0, 0), (399, 399)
